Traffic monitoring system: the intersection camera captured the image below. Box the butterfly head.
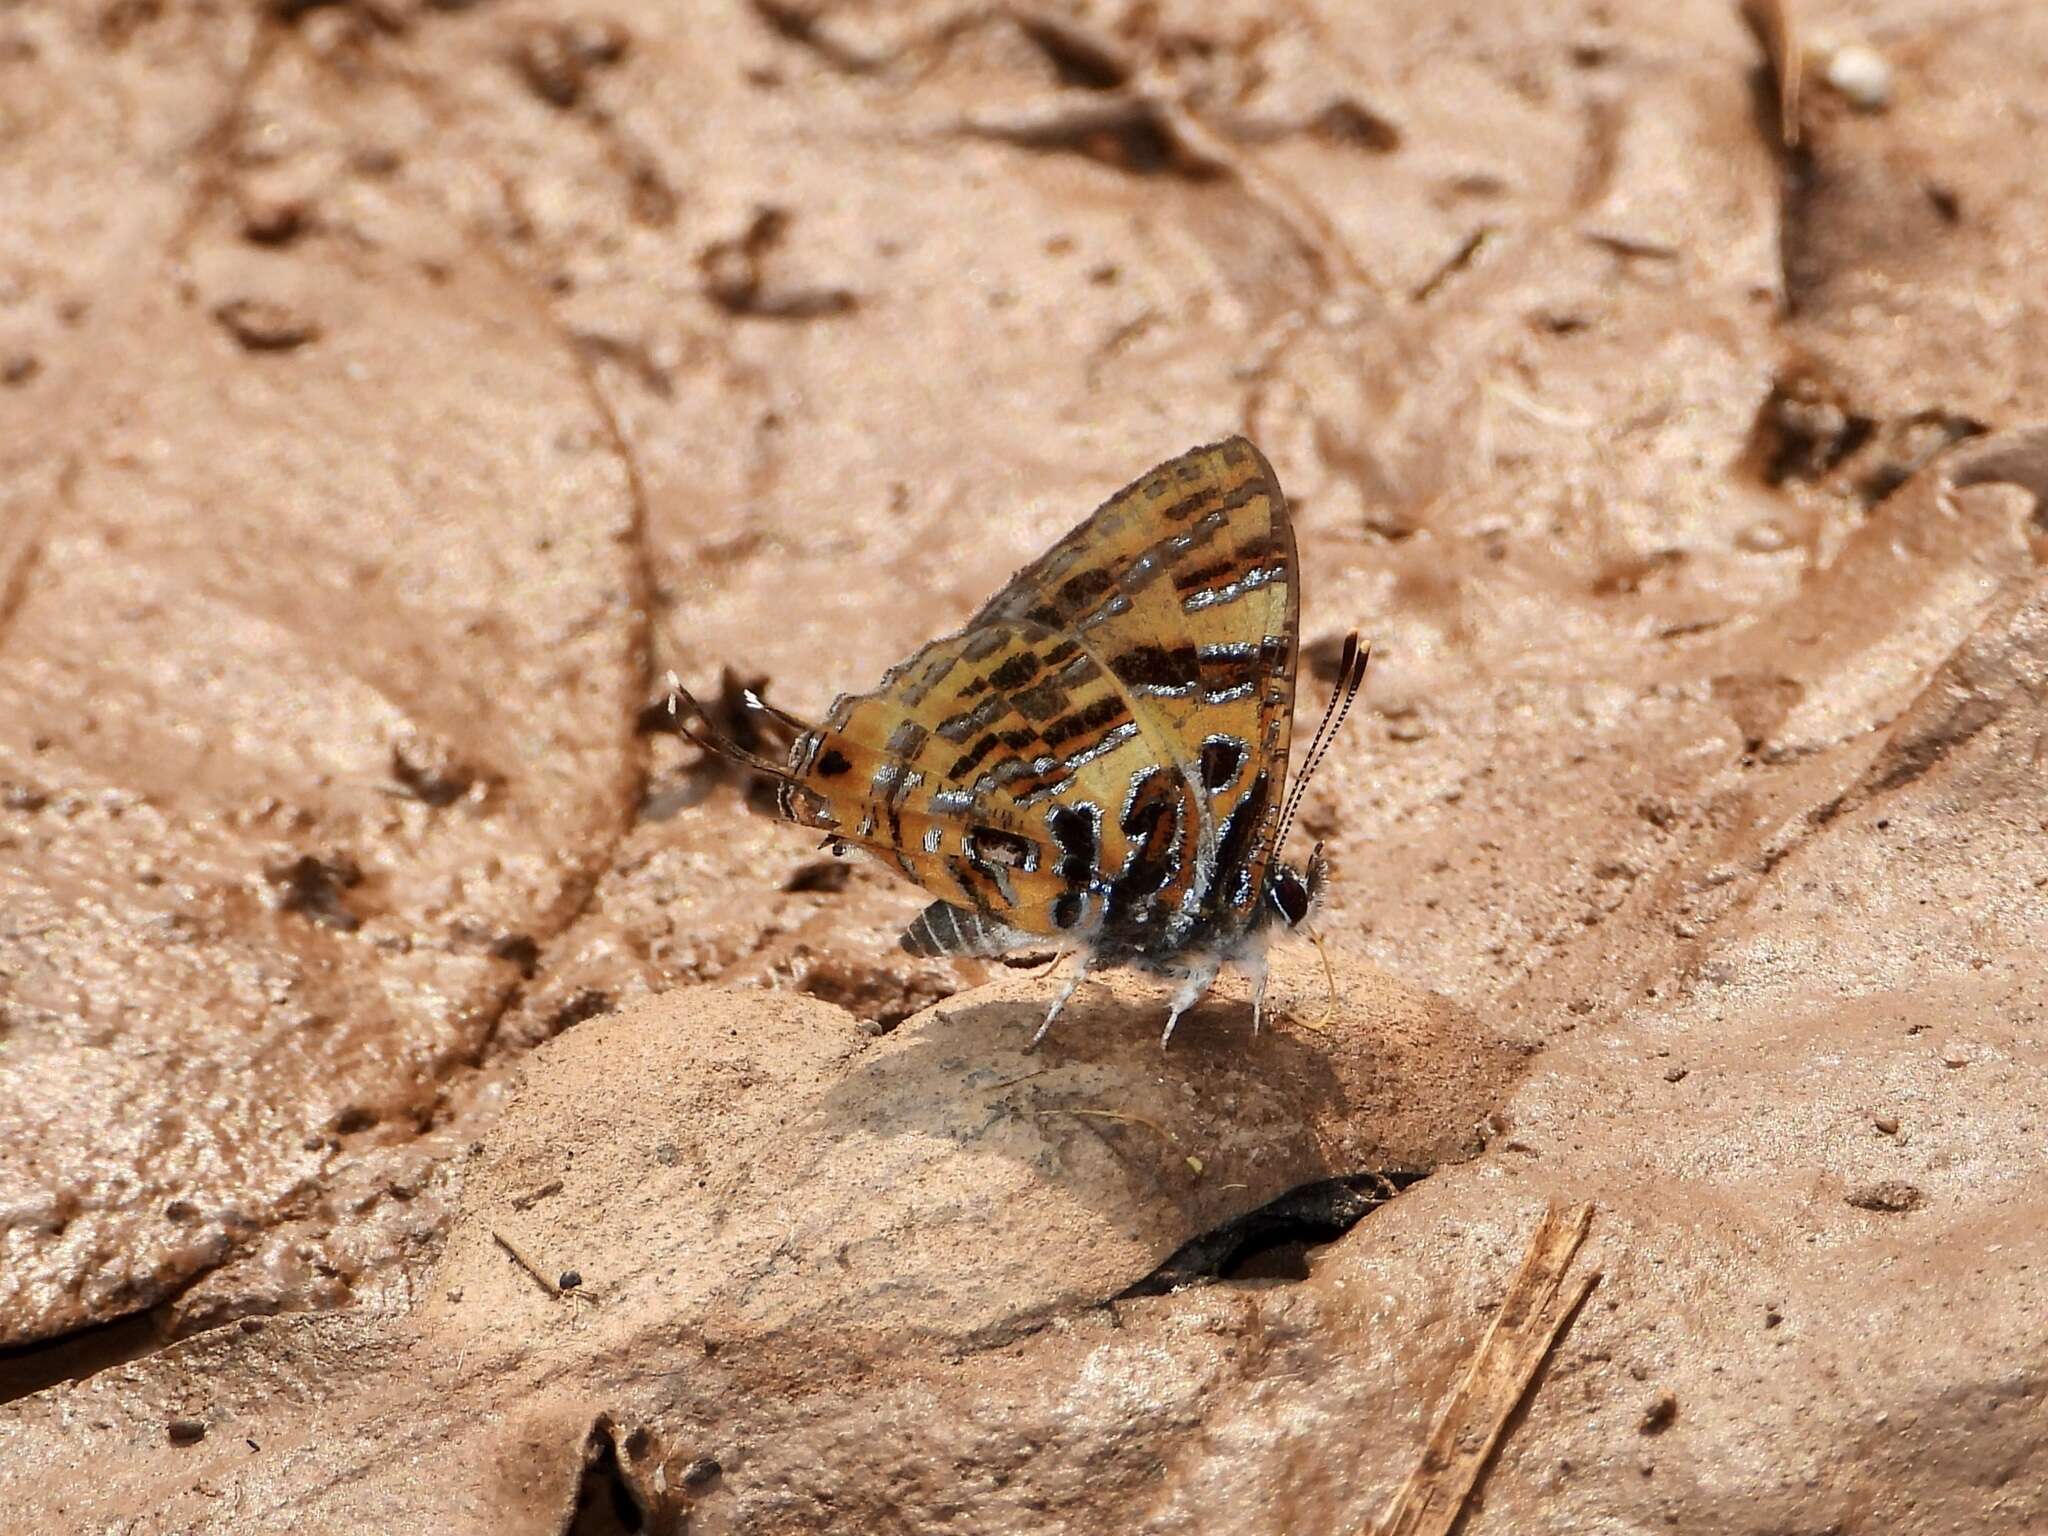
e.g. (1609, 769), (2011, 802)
(1264, 841), (1328, 931)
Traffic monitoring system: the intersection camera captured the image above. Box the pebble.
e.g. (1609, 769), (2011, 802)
(214, 298), (319, 352)
(1825, 45), (1893, 111)
(1640, 1390), (1679, 1434)
(1846, 1180), (1924, 1213)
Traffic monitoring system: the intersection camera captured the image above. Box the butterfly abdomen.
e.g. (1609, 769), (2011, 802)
(901, 900), (1029, 958)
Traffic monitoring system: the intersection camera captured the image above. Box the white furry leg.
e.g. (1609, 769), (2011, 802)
(1242, 951), (1271, 1036)
(1030, 955), (1091, 1049)
(1160, 961), (1221, 1048)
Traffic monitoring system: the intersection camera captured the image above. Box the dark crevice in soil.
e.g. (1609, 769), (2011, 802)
(0, 1307), (167, 1406)
(1119, 1171), (1427, 1297)
(1745, 370), (1986, 511)
(1013, 8), (1132, 91)
(1745, 370), (1873, 487)
(566, 1418), (650, 1536)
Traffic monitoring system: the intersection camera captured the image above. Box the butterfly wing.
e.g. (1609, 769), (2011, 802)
(968, 435), (1300, 944)
(691, 437), (1299, 955)
(785, 620), (1122, 937)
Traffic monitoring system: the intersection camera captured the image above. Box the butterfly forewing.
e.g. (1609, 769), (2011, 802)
(769, 436), (1299, 956)
(970, 436), (1299, 941)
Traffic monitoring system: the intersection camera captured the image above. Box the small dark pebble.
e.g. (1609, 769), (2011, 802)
(239, 194), (308, 246)
(491, 932), (541, 978)
(1873, 1114), (1900, 1136)
(1639, 1390), (1678, 1434)
(3, 781), (47, 811)
(682, 1456), (722, 1489)
(390, 740), (477, 807)
(558, 1270), (582, 1291)
(784, 859), (852, 894)
(1846, 1180), (1924, 1213)
(514, 22), (585, 107)
(168, 1418), (208, 1446)
(1662, 1066), (1689, 1083)
(266, 852), (362, 931)
(214, 298), (319, 352)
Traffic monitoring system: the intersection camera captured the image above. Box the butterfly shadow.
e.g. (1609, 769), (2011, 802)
(802, 974), (1370, 1238)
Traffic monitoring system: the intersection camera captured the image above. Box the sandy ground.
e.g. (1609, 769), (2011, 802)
(2, 0), (2045, 1530)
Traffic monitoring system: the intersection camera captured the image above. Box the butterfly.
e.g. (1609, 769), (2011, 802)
(671, 436), (1368, 1047)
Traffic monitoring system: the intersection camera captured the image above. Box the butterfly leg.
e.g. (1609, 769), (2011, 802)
(1030, 954), (1092, 1049)
(1160, 960), (1222, 1049)
(1242, 951), (1271, 1036)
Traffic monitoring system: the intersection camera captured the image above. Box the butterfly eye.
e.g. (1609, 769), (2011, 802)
(1270, 868), (1310, 927)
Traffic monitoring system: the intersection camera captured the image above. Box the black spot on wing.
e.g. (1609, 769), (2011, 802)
(1200, 646), (1261, 697)
(968, 826), (1037, 871)
(988, 651), (1041, 691)
(1010, 677), (1069, 721)
(1199, 737), (1245, 790)
(1042, 693), (1129, 749)
(1172, 556), (1236, 596)
(1213, 769), (1271, 911)
(953, 732), (1001, 777)
(816, 748), (852, 778)
(1107, 767), (1181, 917)
(936, 694), (1007, 744)
(1111, 642), (1199, 692)
(1056, 566), (1115, 613)
(1048, 803), (1099, 888)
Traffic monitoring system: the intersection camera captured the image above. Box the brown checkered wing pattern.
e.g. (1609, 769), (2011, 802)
(970, 435), (1299, 943)
(773, 436), (1299, 955)
(769, 622), (1107, 935)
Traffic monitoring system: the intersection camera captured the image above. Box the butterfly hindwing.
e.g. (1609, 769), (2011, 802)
(775, 620), (1121, 937)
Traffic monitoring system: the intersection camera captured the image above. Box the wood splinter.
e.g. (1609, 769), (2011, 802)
(492, 1227), (593, 1303)
(1369, 1199), (1600, 1536)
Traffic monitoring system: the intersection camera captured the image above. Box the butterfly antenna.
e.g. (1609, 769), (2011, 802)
(1275, 634), (1370, 854)
(664, 670), (796, 782)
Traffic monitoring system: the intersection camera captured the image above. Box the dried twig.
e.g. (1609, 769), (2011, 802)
(1370, 1201), (1600, 1536)
(492, 1227), (592, 1302)
(1034, 1106), (1178, 1143)
(510, 1178), (563, 1213)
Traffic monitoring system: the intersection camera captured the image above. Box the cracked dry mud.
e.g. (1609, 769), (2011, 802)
(2, 1), (2045, 1532)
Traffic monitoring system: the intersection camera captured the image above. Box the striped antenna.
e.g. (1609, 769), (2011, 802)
(1274, 633), (1369, 855)
(665, 674), (799, 785)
